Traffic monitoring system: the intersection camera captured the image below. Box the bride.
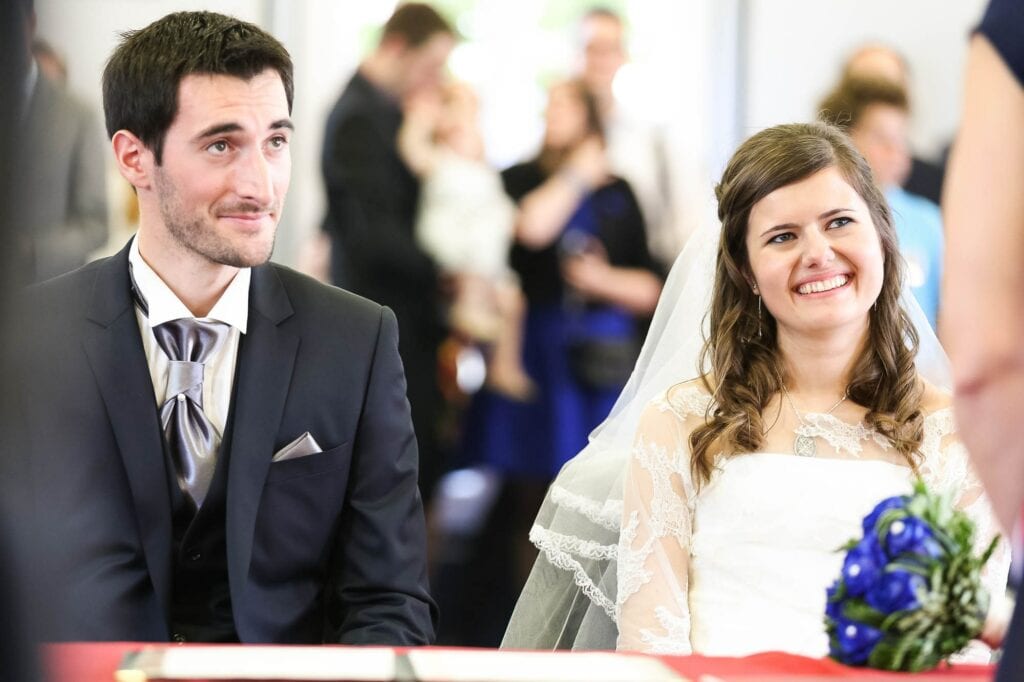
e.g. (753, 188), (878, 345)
(502, 122), (1010, 659)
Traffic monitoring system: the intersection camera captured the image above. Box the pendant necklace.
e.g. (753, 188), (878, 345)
(781, 384), (848, 457)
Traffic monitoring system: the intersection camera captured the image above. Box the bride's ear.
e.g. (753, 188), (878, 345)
(743, 272), (759, 295)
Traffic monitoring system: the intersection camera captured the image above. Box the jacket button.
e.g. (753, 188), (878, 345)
(188, 551), (202, 562)
(172, 633), (186, 643)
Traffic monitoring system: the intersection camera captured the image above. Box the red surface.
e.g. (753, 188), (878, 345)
(43, 642), (995, 681)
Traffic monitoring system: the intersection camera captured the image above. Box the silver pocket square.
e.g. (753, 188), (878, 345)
(272, 432), (323, 463)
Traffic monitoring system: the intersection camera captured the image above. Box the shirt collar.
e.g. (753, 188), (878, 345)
(129, 234), (251, 333)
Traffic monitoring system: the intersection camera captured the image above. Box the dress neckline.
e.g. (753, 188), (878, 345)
(727, 451), (914, 472)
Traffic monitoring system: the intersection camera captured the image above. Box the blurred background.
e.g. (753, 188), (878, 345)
(35, 0), (984, 267)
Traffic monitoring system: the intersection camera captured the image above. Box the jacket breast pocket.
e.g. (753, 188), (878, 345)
(265, 440), (353, 483)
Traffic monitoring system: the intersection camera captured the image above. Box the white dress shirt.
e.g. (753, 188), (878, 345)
(129, 235), (250, 442)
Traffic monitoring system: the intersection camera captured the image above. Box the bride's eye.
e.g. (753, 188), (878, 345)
(828, 216), (853, 229)
(768, 232), (795, 244)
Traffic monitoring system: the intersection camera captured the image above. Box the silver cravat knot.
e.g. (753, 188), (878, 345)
(153, 318), (229, 507)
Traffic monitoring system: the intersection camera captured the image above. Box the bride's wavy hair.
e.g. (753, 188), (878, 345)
(689, 122), (923, 487)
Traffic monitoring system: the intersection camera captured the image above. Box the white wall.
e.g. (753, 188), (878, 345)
(742, 0), (987, 158)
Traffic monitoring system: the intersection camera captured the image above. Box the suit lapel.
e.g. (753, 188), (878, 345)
(225, 264), (298, 597)
(80, 242), (173, 618)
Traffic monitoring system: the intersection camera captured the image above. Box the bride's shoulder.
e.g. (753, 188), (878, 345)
(647, 378), (714, 421)
(915, 378), (962, 467)
(914, 379), (974, 487)
(919, 378), (952, 414)
(918, 378), (955, 434)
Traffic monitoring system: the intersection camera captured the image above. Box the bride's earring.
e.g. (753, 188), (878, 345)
(751, 284), (762, 338)
(757, 295), (762, 338)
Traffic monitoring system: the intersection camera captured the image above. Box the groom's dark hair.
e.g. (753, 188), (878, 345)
(102, 11), (293, 165)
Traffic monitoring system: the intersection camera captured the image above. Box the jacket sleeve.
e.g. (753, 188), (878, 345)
(325, 305), (438, 644)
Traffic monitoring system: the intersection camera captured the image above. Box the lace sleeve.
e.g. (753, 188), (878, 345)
(616, 386), (708, 654)
(919, 408), (1012, 663)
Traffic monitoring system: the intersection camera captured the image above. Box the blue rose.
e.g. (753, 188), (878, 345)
(884, 516), (944, 560)
(825, 580), (844, 620)
(842, 536), (886, 596)
(830, 618), (884, 665)
(864, 569), (926, 614)
(862, 495), (909, 534)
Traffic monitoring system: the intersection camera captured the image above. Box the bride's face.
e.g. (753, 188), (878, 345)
(744, 165), (884, 338)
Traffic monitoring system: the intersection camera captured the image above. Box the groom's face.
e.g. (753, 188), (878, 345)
(152, 68), (293, 268)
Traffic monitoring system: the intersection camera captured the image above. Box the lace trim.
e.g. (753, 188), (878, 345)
(639, 606), (692, 655)
(795, 413), (891, 457)
(616, 511), (651, 608)
(549, 485), (623, 531)
(920, 407), (955, 461)
(530, 524), (618, 621)
(657, 385), (712, 420)
(634, 436), (690, 539)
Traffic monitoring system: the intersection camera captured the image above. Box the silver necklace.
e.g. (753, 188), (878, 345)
(781, 385), (848, 457)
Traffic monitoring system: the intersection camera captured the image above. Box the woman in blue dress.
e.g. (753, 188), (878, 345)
(444, 78), (662, 644)
(464, 77), (662, 480)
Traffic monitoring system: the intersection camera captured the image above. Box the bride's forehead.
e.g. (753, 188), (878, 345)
(748, 167), (865, 226)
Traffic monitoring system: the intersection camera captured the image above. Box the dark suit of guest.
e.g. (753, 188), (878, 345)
(321, 71), (444, 501)
(13, 240), (437, 644)
(13, 66), (108, 284)
(997, 583), (1023, 681)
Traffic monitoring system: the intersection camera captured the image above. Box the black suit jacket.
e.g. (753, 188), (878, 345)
(13, 242), (437, 644)
(320, 70), (436, 306)
(320, 70), (445, 498)
(997, 593), (1024, 681)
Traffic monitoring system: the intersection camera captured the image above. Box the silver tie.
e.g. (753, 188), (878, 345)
(152, 318), (229, 507)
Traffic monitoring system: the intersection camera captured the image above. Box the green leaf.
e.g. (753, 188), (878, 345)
(841, 600), (887, 628)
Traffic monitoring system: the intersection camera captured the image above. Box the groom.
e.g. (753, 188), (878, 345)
(9, 11), (436, 644)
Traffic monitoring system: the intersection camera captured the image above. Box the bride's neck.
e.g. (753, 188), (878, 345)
(776, 325), (867, 407)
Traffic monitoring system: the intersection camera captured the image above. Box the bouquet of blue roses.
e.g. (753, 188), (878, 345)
(825, 480), (999, 672)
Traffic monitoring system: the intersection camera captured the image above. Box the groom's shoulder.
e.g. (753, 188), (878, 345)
(17, 257), (114, 336)
(24, 256), (109, 305)
(268, 263), (382, 320)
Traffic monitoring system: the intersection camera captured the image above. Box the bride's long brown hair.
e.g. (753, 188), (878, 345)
(688, 122), (923, 488)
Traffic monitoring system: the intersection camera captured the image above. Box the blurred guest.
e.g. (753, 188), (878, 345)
(321, 3), (455, 501)
(576, 7), (689, 268)
(493, 76), (661, 482)
(31, 37), (65, 84)
(842, 43), (946, 204)
(820, 76), (944, 330)
(398, 81), (532, 399)
(942, 0), (1024, 678)
(0, 2), (43, 680)
(451, 80), (661, 644)
(13, 1), (107, 284)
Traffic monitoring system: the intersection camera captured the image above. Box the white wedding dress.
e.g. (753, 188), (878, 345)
(614, 384), (1009, 660)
